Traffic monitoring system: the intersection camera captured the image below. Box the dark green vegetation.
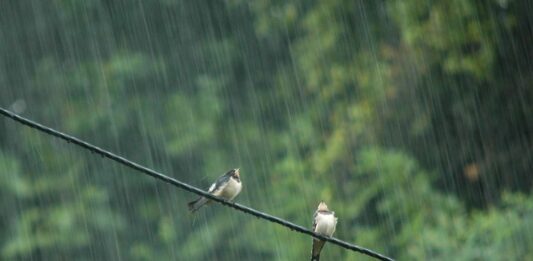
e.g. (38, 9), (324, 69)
(1, 0), (532, 260)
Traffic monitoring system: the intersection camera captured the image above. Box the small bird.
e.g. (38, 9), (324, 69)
(311, 201), (338, 261)
(187, 168), (242, 212)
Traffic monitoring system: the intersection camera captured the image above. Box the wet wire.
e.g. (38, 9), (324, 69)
(0, 107), (394, 261)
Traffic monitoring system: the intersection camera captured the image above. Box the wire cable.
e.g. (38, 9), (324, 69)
(0, 107), (394, 261)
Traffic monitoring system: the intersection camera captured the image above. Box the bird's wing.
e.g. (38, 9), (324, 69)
(207, 173), (231, 195)
(208, 183), (216, 193)
(312, 210), (318, 231)
(311, 211), (324, 261)
(333, 212), (338, 234)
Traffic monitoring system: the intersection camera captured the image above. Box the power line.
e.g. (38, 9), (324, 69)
(0, 107), (394, 261)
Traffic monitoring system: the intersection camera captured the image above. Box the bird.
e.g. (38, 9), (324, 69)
(187, 168), (242, 212)
(311, 201), (338, 261)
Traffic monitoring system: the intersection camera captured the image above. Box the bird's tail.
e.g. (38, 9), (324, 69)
(311, 239), (325, 261)
(187, 197), (209, 212)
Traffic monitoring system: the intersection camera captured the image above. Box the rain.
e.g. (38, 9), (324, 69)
(1, 0), (532, 260)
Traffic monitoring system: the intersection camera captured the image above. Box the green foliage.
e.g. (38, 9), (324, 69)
(390, 0), (498, 78)
(0, 0), (531, 260)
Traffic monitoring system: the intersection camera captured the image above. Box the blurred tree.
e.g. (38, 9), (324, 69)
(0, 0), (531, 260)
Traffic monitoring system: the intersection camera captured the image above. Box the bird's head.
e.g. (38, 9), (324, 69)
(317, 201), (329, 211)
(231, 168), (241, 182)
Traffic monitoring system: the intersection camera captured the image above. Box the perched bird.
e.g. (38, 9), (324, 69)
(187, 168), (242, 212)
(311, 201), (338, 261)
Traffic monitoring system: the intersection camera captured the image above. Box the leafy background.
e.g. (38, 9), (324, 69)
(0, 0), (532, 260)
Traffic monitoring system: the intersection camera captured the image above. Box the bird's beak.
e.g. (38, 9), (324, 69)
(235, 168), (240, 177)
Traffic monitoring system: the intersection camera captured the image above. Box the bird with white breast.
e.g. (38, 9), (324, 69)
(187, 168), (242, 212)
(311, 201), (338, 261)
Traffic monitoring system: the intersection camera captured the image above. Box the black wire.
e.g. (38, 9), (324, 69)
(0, 107), (394, 261)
